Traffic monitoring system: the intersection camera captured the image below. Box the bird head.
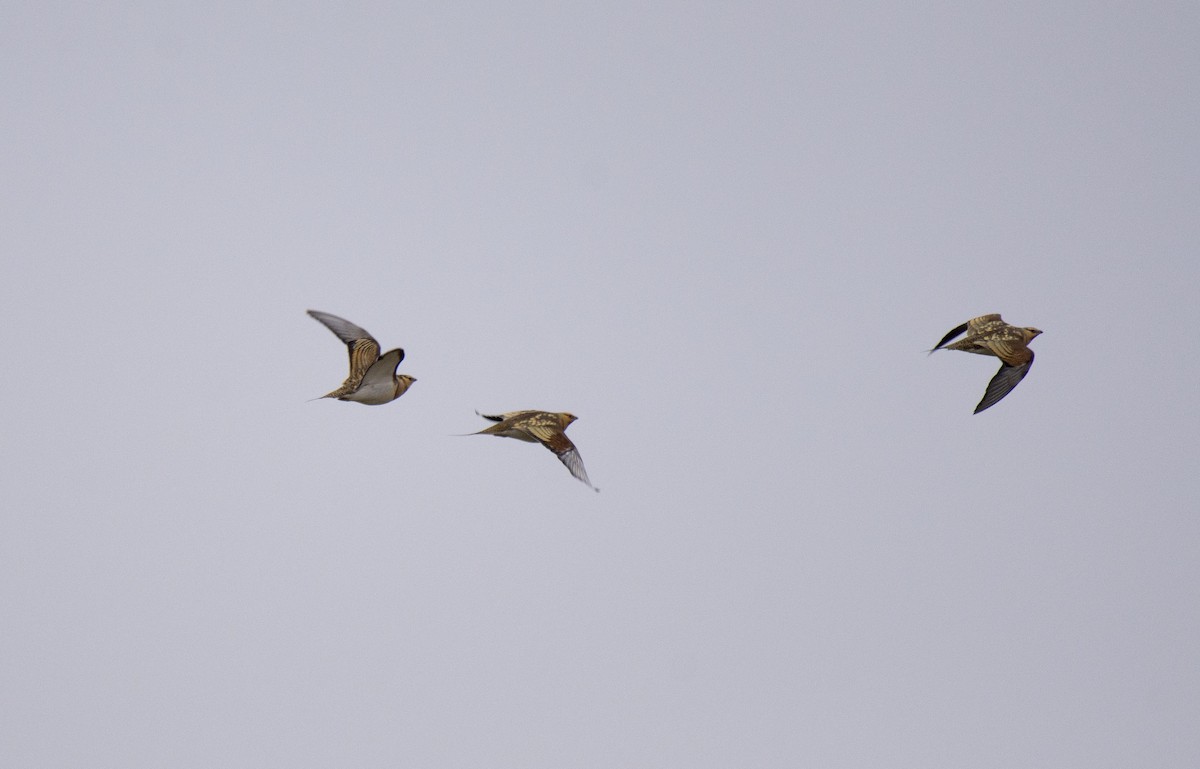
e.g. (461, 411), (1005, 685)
(559, 412), (578, 427)
(1024, 327), (1043, 342)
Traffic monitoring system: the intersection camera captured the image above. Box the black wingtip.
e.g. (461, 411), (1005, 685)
(931, 321), (970, 353)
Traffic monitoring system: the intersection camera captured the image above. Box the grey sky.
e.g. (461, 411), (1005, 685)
(3, 2), (1199, 767)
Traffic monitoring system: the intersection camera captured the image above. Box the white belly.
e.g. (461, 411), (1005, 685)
(342, 380), (395, 405)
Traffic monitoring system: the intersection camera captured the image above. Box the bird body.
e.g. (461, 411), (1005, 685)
(471, 410), (598, 491)
(307, 310), (416, 405)
(931, 313), (1042, 413)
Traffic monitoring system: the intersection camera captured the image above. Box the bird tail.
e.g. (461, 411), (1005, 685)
(305, 393), (336, 402)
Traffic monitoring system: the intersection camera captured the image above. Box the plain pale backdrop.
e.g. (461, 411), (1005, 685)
(2, 2), (1198, 767)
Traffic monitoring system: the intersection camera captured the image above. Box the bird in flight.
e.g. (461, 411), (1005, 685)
(930, 313), (1042, 413)
(307, 310), (416, 405)
(469, 410), (598, 491)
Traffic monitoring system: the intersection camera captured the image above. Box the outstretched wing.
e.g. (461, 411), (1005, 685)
(975, 354), (1033, 414)
(360, 348), (405, 387)
(930, 321), (969, 353)
(307, 310), (378, 347)
(308, 310), (382, 389)
(540, 431), (597, 491)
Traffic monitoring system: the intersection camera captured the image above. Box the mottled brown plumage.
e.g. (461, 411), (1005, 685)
(471, 410), (598, 491)
(930, 313), (1042, 413)
(307, 310), (416, 405)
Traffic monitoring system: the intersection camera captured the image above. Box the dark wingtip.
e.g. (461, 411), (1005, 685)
(931, 321), (970, 353)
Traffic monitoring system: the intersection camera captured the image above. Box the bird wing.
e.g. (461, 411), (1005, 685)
(974, 353), (1033, 413)
(307, 310), (382, 388)
(930, 321), (969, 353)
(471, 411), (539, 440)
(967, 314), (1004, 334)
(307, 310), (378, 347)
(521, 414), (565, 443)
(982, 336), (1033, 367)
(348, 339), (383, 381)
(541, 431), (596, 490)
(360, 348), (405, 388)
(476, 410), (535, 423)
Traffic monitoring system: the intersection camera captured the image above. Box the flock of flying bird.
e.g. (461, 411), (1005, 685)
(308, 309), (1044, 491)
(306, 309), (597, 491)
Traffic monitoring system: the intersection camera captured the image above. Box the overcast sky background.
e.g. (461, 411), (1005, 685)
(3, 2), (1199, 767)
